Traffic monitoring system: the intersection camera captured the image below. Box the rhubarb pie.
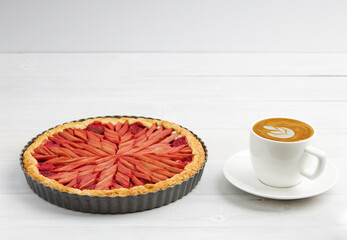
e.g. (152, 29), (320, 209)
(21, 116), (206, 212)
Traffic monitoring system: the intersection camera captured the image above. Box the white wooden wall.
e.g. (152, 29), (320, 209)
(1, 0), (347, 52)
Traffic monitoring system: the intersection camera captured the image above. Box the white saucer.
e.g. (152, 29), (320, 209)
(223, 150), (339, 200)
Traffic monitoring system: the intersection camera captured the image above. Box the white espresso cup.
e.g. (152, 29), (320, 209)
(250, 118), (328, 188)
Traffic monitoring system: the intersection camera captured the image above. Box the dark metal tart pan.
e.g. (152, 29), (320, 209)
(20, 116), (207, 214)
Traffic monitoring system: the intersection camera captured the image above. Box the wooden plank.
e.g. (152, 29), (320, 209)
(1, 77), (347, 101)
(0, 53), (347, 76)
(2, 226), (345, 240)
(0, 194), (345, 228)
(1, 100), (347, 130)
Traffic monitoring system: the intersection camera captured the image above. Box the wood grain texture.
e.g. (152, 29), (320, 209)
(1, 1), (347, 53)
(1, 53), (347, 76)
(1, 53), (346, 240)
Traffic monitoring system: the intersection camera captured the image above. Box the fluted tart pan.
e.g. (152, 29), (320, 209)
(20, 116), (207, 213)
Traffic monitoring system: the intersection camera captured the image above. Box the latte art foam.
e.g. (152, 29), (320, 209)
(253, 118), (314, 142)
(263, 126), (295, 139)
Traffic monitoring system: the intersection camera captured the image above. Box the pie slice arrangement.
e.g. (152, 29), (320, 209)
(22, 117), (206, 212)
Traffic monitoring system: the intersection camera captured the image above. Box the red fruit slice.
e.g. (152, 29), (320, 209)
(49, 147), (71, 157)
(45, 156), (84, 165)
(104, 128), (120, 143)
(48, 135), (66, 145)
(152, 172), (168, 181)
(74, 129), (88, 142)
(137, 143), (171, 154)
(171, 137), (187, 147)
(118, 158), (136, 170)
(161, 133), (179, 143)
(127, 129), (173, 154)
(135, 163), (154, 176)
(146, 123), (157, 137)
(79, 173), (98, 189)
(50, 171), (69, 180)
(129, 123), (145, 135)
(34, 146), (48, 155)
(42, 145), (55, 155)
(148, 126), (164, 140)
(86, 131), (102, 142)
(105, 122), (115, 130)
(132, 153), (185, 169)
(94, 155), (116, 164)
(32, 153), (58, 161)
(149, 128), (173, 142)
(58, 131), (84, 143)
(72, 148), (95, 157)
(116, 172), (130, 188)
(164, 144), (187, 154)
(87, 139), (102, 149)
(130, 175), (143, 186)
(86, 122), (105, 135)
(154, 152), (194, 160)
(115, 122), (123, 132)
(59, 147), (80, 158)
(78, 166), (96, 178)
(179, 146), (193, 153)
(53, 157), (97, 172)
(94, 156), (116, 172)
(136, 153), (184, 173)
(150, 175), (162, 183)
(134, 136), (147, 146)
(111, 182), (123, 189)
(117, 163), (132, 177)
(65, 128), (74, 135)
(101, 139), (117, 155)
(94, 177), (113, 190)
(134, 133), (147, 142)
(134, 127), (147, 138)
(120, 156), (139, 166)
(118, 139), (135, 154)
(65, 175), (78, 188)
(80, 143), (109, 156)
(95, 164), (117, 190)
(62, 141), (82, 149)
(138, 161), (165, 172)
(38, 163), (55, 172)
(98, 164), (117, 181)
(77, 164), (96, 174)
(83, 184), (97, 190)
(120, 132), (133, 143)
(44, 141), (61, 148)
(131, 170), (151, 181)
(57, 172), (79, 184)
(118, 121), (129, 136)
(154, 169), (176, 178)
(51, 170), (77, 180)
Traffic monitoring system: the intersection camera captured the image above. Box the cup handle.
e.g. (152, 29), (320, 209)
(300, 146), (327, 180)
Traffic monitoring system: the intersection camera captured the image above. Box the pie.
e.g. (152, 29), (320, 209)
(22, 117), (206, 197)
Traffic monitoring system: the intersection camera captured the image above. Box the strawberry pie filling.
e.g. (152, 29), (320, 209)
(31, 121), (194, 190)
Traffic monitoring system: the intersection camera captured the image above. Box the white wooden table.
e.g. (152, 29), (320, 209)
(1, 53), (346, 240)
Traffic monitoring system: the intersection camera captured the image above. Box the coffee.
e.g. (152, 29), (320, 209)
(252, 118), (314, 142)
(250, 118), (327, 187)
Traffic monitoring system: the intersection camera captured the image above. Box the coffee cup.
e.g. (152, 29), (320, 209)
(250, 117), (327, 188)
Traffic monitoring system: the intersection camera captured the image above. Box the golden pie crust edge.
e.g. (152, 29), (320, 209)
(22, 117), (206, 197)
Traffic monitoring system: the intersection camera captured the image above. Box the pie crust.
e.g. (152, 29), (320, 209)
(22, 117), (206, 197)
